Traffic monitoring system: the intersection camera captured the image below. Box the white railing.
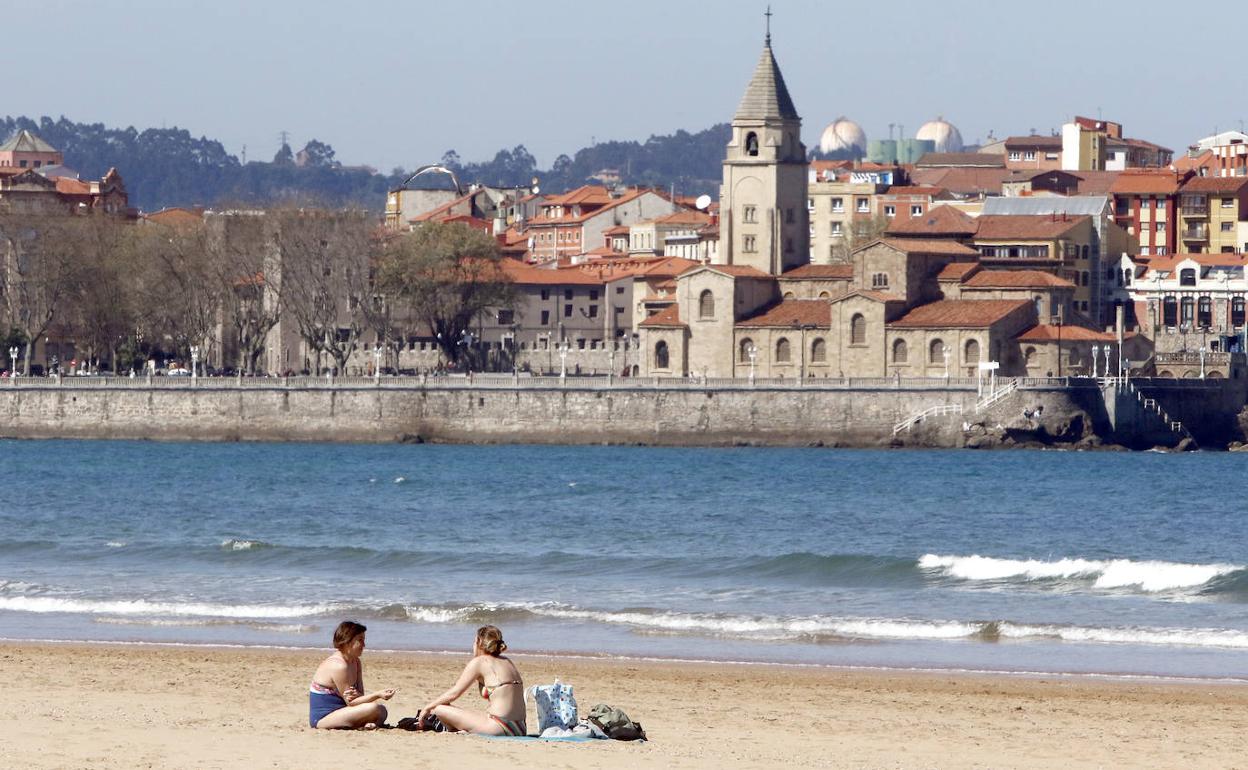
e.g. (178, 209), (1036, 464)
(892, 403), (963, 435)
(976, 379), (1019, 412)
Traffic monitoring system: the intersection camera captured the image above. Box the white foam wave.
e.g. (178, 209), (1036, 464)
(404, 606), (476, 623)
(522, 606), (980, 641)
(220, 539), (268, 551)
(999, 622), (1248, 650)
(0, 595), (333, 619)
(0, 580), (40, 595)
(105, 541), (127, 548)
(918, 554), (1242, 592)
(94, 617), (318, 633)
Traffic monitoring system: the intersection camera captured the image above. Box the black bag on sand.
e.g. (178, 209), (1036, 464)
(396, 712), (449, 732)
(585, 703), (647, 741)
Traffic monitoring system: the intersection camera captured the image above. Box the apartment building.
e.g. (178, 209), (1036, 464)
(1178, 176), (1248, 254)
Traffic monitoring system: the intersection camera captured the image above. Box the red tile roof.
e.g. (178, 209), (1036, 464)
(885, 205), (977, 236)
(851, 290), (907, 303)
(1016, 324), (1134, 342)
(973, 214), (1090, 240)
(1004, 135), (1063, 149)
(883, 185), (948, 197)
(638, 304), (684, 327)
(737, 299), (831, 328)
(963, 269), (1075, 289)
(682, 264), (772, 279)
(651, 209), (712, 226)
(936, 262), (981, 281)
(500, 261), (605, 286)
(875, 238), (980, 256)
(781, 263), (854, 280)
(916, 152), (1005, 168)
(1179, 175), (1248, 193)
(1142, 252), (1248, 274)
(908, 167), (1011, 195)
(888, 300), (1031, 329)
(1109, 170), (1186, 195)
(1068, 170), (1121, 195)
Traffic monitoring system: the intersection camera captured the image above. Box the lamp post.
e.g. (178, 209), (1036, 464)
(189, 345), (200, 385)
(1200, 346), (1207, 379)
(373, 344), (383, 384)
(558, 339), (569, 381)
(609, 342), (616, 386)
(942, 345), (950, 379)
(1091, 344), (1100, 378)
(7, 345), (17, 380)
(1104, 344), (1112, 379)
(747, 343), (758, 386)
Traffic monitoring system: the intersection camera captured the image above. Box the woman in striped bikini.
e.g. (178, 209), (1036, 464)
(420, 625), (527, 736)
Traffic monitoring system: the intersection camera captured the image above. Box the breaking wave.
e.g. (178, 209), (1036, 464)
(918, 554), (1244, 594)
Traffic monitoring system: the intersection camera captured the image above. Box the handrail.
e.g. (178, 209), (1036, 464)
(892, 403), (963, 435)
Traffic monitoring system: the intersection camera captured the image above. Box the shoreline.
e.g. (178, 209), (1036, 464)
(8, 634), (1248, 687)
(4, 640), (1248, 769)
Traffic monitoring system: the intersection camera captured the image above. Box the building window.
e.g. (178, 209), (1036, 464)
(910, 205), (922, 216)
(743, 205), (757, 223)
(564, 304), (573, 318)
(1198, 296), (1212, 328)
(811, 338), (827, 363)
(1156, 221), (1165, 232)
(654, 341), (669, 369)
(856, 198), (869, 213)
(540, 310), (550, 325)
(1024, 151), (1036, 161)
(746, 132), (759, 156)
(893, 338), (908, 363)
(1163, 296), (1178, 327)
(540, 289), (550, 301)
(699, 290), (715, 319)
(1233, 297), (1246, 328)
(1222, 197), (1235, 209)
(929, 339), (945, 365)
(807, 198), (814, 211)
(871, 272), (888, 289)
(1222, 221), (1234, 232)
(565, 289), (574, 300)
(884, 205), (896, 218)
(850, 314), (866, 345)
(831, 197), (844, 213)
(964, 339), (980, 366)
(743, 235), (756, 252)
(1180, 268), (1197, 286)
(588, 305), (598, 318)
(830, 222), (842, 236)
(589, 289), (599, 300)
(497, 309), (514, 325)
(1008, 151), (1020, 161)
(1181, 296), (1194, 327)
(739, 338), (754, 363)
(775, 337), (791, 363)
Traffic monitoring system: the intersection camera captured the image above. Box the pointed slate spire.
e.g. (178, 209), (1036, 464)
(733, 37), (799, 122)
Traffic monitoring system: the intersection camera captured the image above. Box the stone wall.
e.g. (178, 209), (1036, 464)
(0, 378), (1239, 448)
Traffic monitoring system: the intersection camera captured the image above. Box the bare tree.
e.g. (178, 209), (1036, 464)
(206, 213), (282, 374)
(274, 209), (375, 375)
(66, 217), (135, 372)
(376, 221), (515, 366)
(127, 219), (220, 366)
(0, 213), (90, 374)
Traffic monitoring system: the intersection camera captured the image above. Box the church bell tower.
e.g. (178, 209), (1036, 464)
(720, 19), (808, 275)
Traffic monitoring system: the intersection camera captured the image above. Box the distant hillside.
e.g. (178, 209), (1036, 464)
(1, 116), (730, 212)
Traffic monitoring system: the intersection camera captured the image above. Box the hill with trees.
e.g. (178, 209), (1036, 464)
(0, 116), (732, 213)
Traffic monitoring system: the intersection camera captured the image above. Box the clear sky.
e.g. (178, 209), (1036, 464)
(6, 0), (1240, 172)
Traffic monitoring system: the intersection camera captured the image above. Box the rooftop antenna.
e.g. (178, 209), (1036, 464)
(764, 5), (772, 44)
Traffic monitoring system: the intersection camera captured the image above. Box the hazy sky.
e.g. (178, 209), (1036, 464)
(7, 0), (1240, 173)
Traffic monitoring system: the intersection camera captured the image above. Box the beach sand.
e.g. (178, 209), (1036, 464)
(2, 642), (1246, 769)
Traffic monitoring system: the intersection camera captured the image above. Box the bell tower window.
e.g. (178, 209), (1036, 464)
(746, 132), (759, 157)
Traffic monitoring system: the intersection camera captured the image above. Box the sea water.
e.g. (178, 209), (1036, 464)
(2, 440), (1247, 679)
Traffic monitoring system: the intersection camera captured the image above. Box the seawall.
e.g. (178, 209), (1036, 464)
(0, 376), (1239, 448)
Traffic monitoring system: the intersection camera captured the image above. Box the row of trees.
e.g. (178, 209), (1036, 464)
(0, 211), (514, 376)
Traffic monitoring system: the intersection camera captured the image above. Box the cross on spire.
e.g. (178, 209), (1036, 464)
(764, 5), (773, 44)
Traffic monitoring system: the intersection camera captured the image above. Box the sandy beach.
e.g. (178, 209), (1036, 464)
(1, 642), (1245, 769)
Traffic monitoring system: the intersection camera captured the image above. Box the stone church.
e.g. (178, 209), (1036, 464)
(637, 33), (1138, 380)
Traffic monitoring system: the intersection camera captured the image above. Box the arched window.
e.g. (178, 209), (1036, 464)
(1024, 346), (1037, 367)
(1198, 296), (1212, 328)
(965, 339), (980, 366)
(811, 338), (827, 363)
(1163, 296), (1178, 327)
(699, 289), (715, 319)
(1180, 268), (1197, 286)
(745, 132), (759, 156)
(738, 338), (755, 363)
(1180, 296), (1194, 327)
(929, 339), (945, 364)
(775, 337), (791, 363)
(1123, 267), (1132, 286)
(818, 291), (830, 299)
(783, 291), (795, 299)
(654, 341), (669, 369)
(893, 338), (908, 363)
(850, 313), (866, 345)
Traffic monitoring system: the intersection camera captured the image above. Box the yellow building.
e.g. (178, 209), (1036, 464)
(1178, 176), (1248, 254)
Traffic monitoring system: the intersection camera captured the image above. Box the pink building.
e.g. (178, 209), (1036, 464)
(0, 129), (63, 169)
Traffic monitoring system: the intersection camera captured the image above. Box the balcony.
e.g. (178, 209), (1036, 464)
(1182, 223), (1208, 241)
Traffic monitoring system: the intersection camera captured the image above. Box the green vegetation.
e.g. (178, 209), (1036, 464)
(1, 116), (731, 212)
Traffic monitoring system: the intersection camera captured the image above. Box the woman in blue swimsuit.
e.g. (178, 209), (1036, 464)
(309, 621), (396, 729)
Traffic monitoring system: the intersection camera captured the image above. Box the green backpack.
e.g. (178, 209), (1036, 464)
(585, 703), (647, 741)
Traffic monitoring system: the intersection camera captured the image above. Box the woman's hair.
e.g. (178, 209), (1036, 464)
(333, 620), (367, 652)
(476, 625), (507, 656)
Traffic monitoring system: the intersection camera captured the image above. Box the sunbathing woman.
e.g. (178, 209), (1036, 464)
(421, 625), (526, 736)
(309, 620), (396, 729)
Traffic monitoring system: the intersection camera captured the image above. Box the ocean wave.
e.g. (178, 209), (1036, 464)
(997, 622), (1248, 650)
(918, 553), (1244, 593)
(93, 617), (319, 633)
(0, 595), (335, 619)
(0, 579), (41, 595)
(220, 539), (272, 551)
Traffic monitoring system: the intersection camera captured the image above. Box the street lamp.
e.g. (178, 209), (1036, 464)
(558, 338), (570, 380)
(747, 343), (758, 386)
(942, 345), (950, 379)
(7, 345), (17, 380)
(189, 345), (200, 385)
(373, 344), (383, 384)
(1200, 346), (1207, 379)
(1104, 344), (1112, 379)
